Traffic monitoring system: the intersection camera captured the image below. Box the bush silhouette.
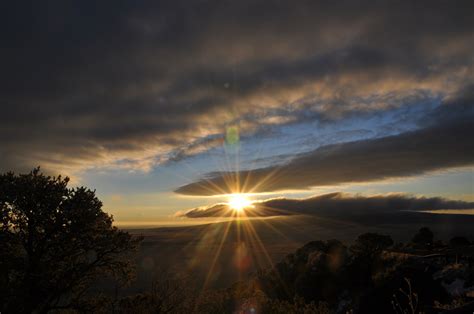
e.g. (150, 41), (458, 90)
(0, 168), (142, 313)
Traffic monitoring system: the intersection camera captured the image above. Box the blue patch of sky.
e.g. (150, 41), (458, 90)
(231, 94), (442, 170)
(83, 95), (443, 196)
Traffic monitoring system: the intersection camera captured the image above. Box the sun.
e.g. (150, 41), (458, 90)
(227, 194), (253, 212)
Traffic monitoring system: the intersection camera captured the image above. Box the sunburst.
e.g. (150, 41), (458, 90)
(227, 194), (253, 212)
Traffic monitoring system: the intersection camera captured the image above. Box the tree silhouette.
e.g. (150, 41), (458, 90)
(0, 168), (142, 313)
(449, 236), (471, 264)
(350, 233), (393, 286)
(411, 227), (434, 247)
(351, 233), (394, 260)
(449, 236), (470, 247)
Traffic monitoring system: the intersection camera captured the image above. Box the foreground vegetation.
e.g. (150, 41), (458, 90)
(1, 169), (473, 313)
(106, 230), (473, 313)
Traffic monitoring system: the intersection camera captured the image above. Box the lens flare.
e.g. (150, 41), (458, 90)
(225, 126), (239, 146)
(228, 194), (253, 212)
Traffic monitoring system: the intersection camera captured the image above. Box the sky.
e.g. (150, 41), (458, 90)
(1, 1), (473, 225)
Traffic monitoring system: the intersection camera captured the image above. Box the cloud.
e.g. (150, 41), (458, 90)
(175, 95), (474, 195)
(1, 1), (473, 175)
(181, 192), (474, 218)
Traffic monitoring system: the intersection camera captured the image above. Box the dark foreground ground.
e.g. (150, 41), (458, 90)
(104, 211), (474, 296)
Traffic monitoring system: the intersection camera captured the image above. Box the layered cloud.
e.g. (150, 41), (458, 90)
(1, 1), (473, 175)
(175, 92), (474, 195)
(181, 192), (474, 218)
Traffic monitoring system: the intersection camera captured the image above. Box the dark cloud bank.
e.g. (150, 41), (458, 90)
(182, 192), (474, 218)
(1, 1), (474, 174)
